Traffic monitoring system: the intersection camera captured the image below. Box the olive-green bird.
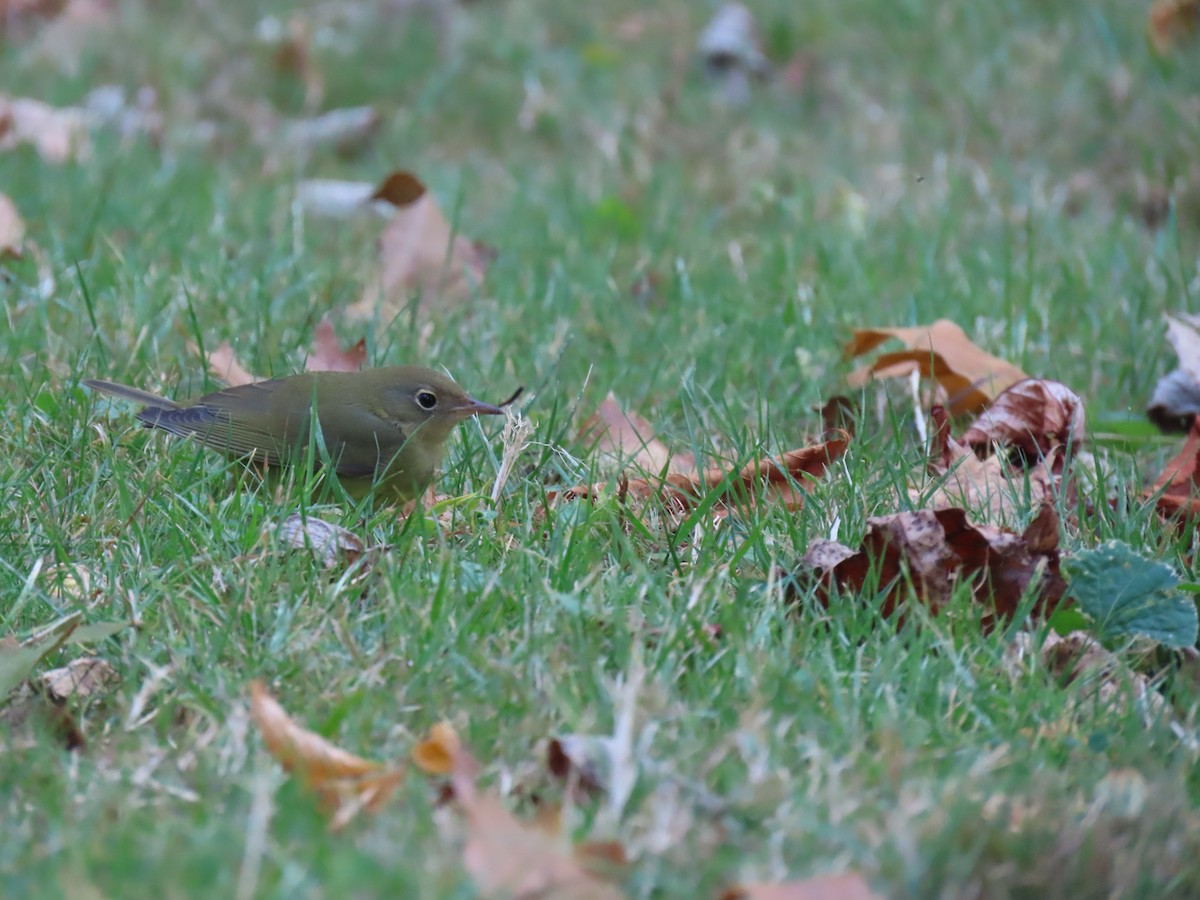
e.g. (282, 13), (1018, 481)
(84, 367), (517, 503)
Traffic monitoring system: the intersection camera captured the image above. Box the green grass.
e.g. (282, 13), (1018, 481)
(4, 0), (1200, 896)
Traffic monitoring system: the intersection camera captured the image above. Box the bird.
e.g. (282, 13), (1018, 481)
(84, 367), (520, 503)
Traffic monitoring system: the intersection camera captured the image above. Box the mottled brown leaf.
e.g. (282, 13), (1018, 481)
(795, 504), (1065, 625)
(961, 379), (1085, 459)
(277, 514), (365, 569)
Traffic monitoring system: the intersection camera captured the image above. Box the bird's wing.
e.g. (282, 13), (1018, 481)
(137, 380), (296, 466)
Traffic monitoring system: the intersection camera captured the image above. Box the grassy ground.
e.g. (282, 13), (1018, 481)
(4, 0), (1200, 896)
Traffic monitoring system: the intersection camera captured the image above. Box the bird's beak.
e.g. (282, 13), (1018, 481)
(454, 386), (524, 418)
(455, 397), (506, 417)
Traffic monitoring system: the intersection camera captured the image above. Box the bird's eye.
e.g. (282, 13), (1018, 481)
(416, 390), (438, 410)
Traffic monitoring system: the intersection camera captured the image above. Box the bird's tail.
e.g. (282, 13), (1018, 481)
(83, 379), (183, 411)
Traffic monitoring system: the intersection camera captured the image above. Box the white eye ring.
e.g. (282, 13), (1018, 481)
(416, 390), (438, 410)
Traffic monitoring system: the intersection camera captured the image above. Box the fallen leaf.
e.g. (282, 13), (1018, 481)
(698, 3), (770, 107)
(917, 406), (1060, 523)
(26, 0), (115, 78)
(580, 392), (695, 476)
(0, 94), (92, 163)
(554, 430), (849, 520)
(277, 514), (366, 569)
(248, 680), (403, 828)
(1149, 0), (1200, 53)
(448, 740), (625, 899)
(546, 734), (611, 798)
(201, 341), (261, 387)
(0, 612), (81, 698)
(1038, 631), (1168, 721)
(265, 15), (324, 109)
(277, 105), (379, 156)
(719, 871), (883, 900)
(1064, 540), (1198, 648)
(295, 179), (393, 219)
(40, 657), (119, 702)
(1147, 415), (1200, 520)
(795, 503), (1066, 624)
(412, 721), (460, 775)
(0, 193), (25, 258)
(1148, 315), (1200, 431)
(961, 379), (1085, 460)
(345, 170), (492, 321)
(845, 319), (1028, 416)
(1148, 370), (1200, 433)
(306, 316), (366, 373)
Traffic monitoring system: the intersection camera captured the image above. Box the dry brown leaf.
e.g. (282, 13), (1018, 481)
(1149, 0), (1200, 53)
(278, 105), (379, 156)
(917, 407), (1059, 522)
(306, 316), (366, 373)
(412, 721), (460, 775)
(0, 193), (25, 258)
(795, 503), (1067, 625)
(40, 657), (119, 702)
(448, 739), (625, 899)
(277, 514), (366, 569)
(201, 341), (261, 387)
(961, 379), (1085, 459)
(26, 0), (115, 77)
(719, 872), (883, 900)
(845, 319), (1028, 415)
(268, 15), (324, 109)
(554, 432), (849, 520)
(547, 734), (611, 798)
(1149, 315), (1200, 430)
(248, 680), (403, 828)
(0, 94), (92, 163)
(346, 170), (492, 321)
(1146, 415), (1200, 521)
(580, 392), (695, 476)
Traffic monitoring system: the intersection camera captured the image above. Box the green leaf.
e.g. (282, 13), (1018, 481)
(66, 621), (129, 645)
(0, 613), (82, 699)
(1064, 541), (1199, 649)
(1047, 607), (1089, 636)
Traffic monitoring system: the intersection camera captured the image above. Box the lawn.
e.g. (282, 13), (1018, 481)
(3, 0), (1200, 897)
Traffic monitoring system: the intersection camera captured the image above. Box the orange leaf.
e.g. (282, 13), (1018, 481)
(249, 680), (380, 782)
(448, 739), (625, 899)
(1149, 0), (1200, 53)
(1147, 415), (1200, 522)
(306, 315), (366, 373)
(248, 681), (403, 829)
(201, 341), (262, 387)
(412, 721), (461, 775)
(580, 392), (695, 476)
(555, 432), (850, 519)
(346, 170), (492, 320)
(720, 872), (883, 900)
(845, 319), (1027, 415)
